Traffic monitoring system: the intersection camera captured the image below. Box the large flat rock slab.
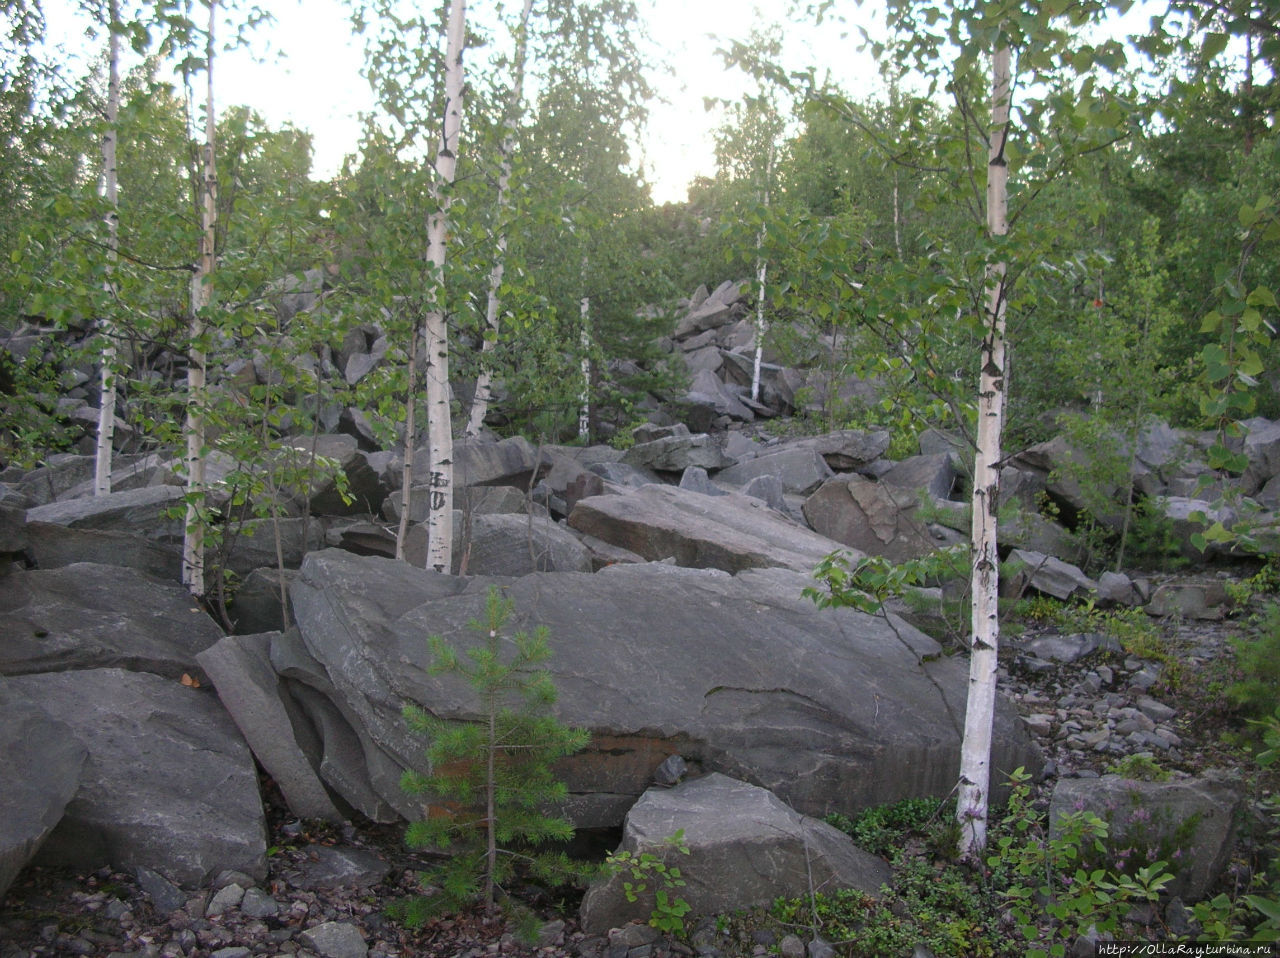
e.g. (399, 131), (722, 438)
(23, 484), (185, 536)
(567, 484), (855, 573)
(286, 550), (1040, 827)
(10, 668), (267, 887)
(0, 563), (224, 678)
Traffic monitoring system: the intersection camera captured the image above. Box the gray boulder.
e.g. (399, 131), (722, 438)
(879, 453), (959, 501)
(579, 773), (892, 933)
(1050, 771), (1242, 900)
(24, 484), (184, 537)
(622, 432), (734, 473)
(299, 921), (368, 958)
(791, 429), (892, 470)
(281, 434), (385, 516)
(715, 446), (834, 496)
(334, 511), (593, 576)
(1153, 496), (1238, 560)
(22, 521), (183, 580)
(0, 563), (223, 679)
(1146, 577), (1231, 621)
(0, 679), (87, 900)
(1004, 549), (1097, 601)
(1, 503), (27, 556)
(1013, 435), (1123, 528)
(12, 453), (106, 505)
(586, 461), (663, 489)
(453, 435), (551, 488)
(741, 473), (788, 512)
(12, 668), (267, 887)
(672, 280), (743, 339)
(803, 476), (959, 563)
(685, 367), (755, 422)
(1242, 420), (1280, 494)
(678, 466), (728, 497)
(1001, 509), (1085, 565)
(286, 551), (1041, 827)
(569, 483), (855, 573)
(222, 517), (330, 579)
(447, 512), (594, 576)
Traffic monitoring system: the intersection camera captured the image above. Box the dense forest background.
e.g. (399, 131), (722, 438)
(0, 0), (1277, 503)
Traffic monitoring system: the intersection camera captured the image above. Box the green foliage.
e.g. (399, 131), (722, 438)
(1105, 754), (1170, 783)
(605, 831), (692, 934)
(826, 796), (954, 859)
(1228, 602), (1280, 719)
(1009, 596), (1162, 656)
(396, 587), (592, 922)
(805, 546), (968, 616)
(988, 769), (1174, 958)
(1227, 559), (1280, 606)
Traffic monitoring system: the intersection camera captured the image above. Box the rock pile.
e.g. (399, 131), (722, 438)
(0, 277), (1272, 947)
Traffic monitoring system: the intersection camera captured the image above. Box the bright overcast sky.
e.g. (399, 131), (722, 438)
(40, 0), (887, 205)
(36, 2), (1182, 203)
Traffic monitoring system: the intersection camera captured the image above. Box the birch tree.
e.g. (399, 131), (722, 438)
(416, 0), (466, 574)
(183, 0), (218, 596)
(465, 0), (535, 439)
(93, 0), (122, 495)
(956, 41), (1009, 859)
(787, 0), (1137, 856)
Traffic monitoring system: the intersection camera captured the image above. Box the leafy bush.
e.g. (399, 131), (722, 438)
(605, 831), (692, 934)
(988, 769), (1174, 958)
(1229, 602), (1280, 719)
(826, 796), (954, 858)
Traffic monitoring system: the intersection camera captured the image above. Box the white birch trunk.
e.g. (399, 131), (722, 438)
(465, 0), (533, 439)
(750, 152), (771, 404)
(394, 322), (419, 561)
(94, 0), (121, 496)
(751, 228), (767, 404)
(183, 0), (217, 596)
(957, 42), (1010, 860)
(421, 0), (466, 574)
(578, 293), (591, 442)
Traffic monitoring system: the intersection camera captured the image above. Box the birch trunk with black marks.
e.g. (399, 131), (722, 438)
(957, 42), (1010, 860)
(421, 0), (466, 574)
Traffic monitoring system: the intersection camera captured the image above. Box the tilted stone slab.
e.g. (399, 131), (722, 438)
(287, 550), (1041, 828)
(12, 668), (267, 887)
(0, 679), (87, 900)
(0, 563), (223, 679)
(197, 632), (345, 823)
(568, 483), (854, 573)
(580, 774), (893, 933)
(1005, 549), (1098, 601)
(0, 503), (27, 554)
